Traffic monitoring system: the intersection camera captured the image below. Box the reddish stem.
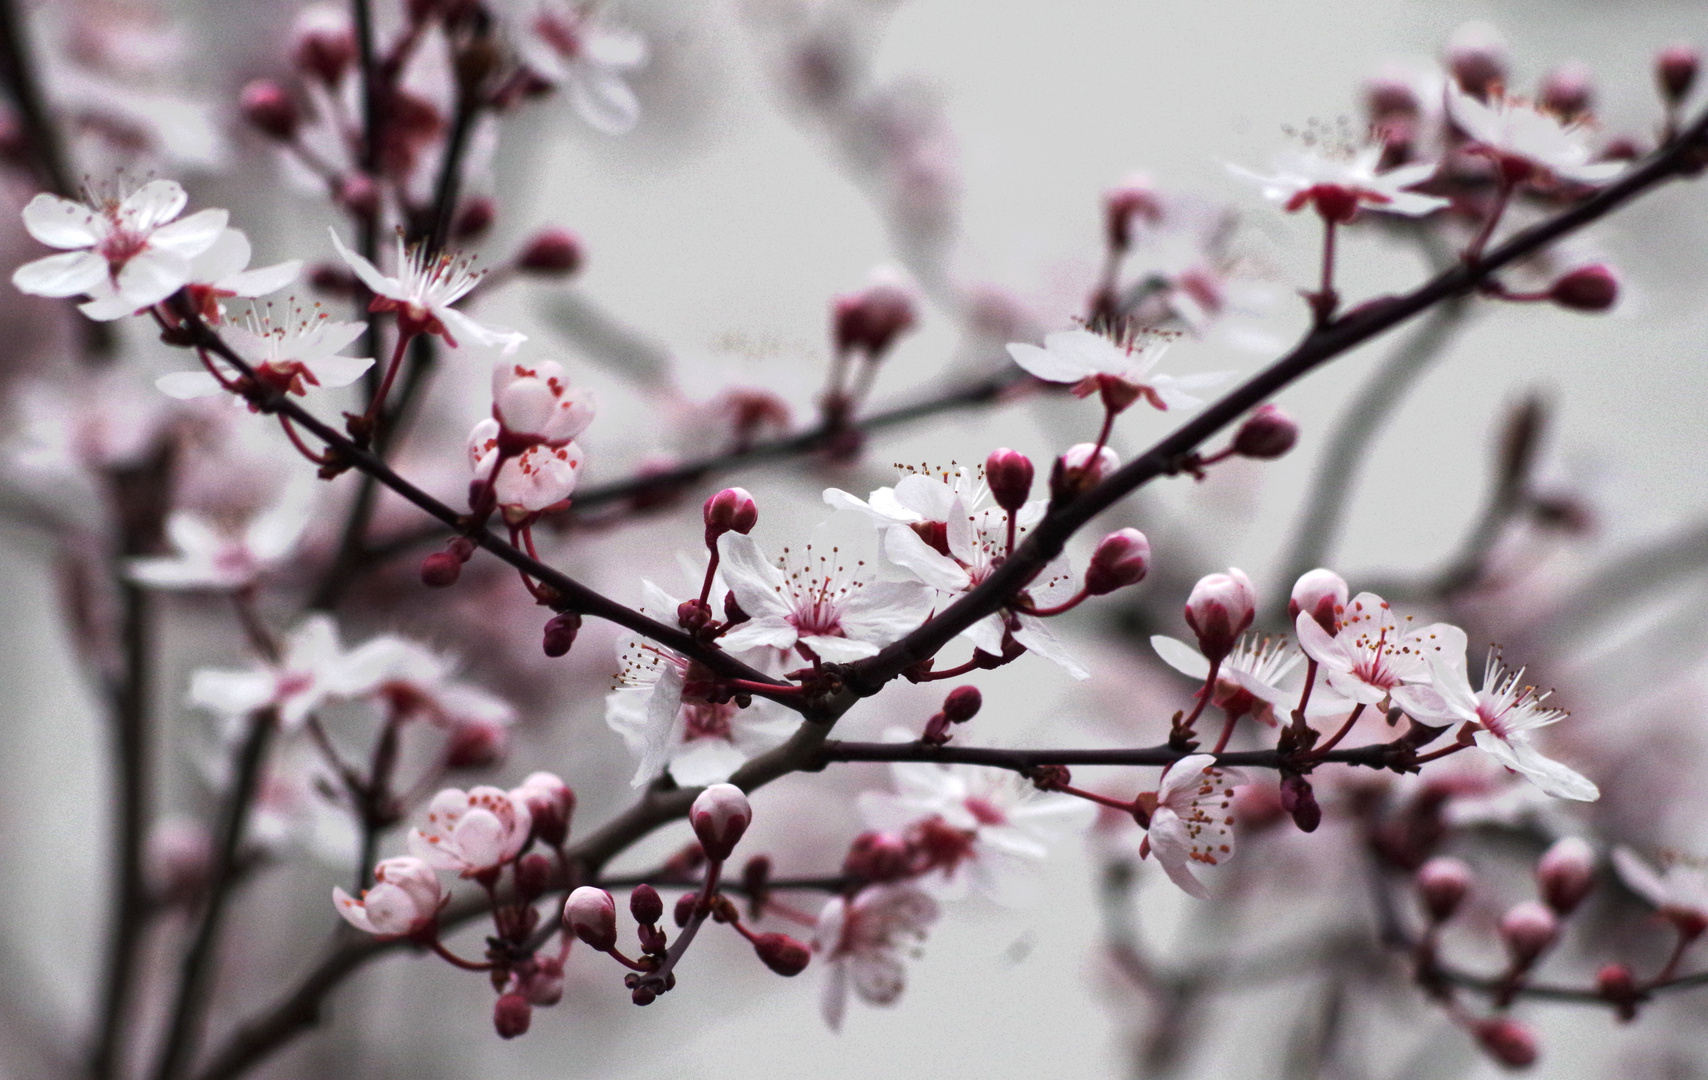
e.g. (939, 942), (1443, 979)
(428, 938), (492, 972)
(1178, 658), (1221, 731)
(1026, 587), (1089, 618)
(358, 329), (418, 438)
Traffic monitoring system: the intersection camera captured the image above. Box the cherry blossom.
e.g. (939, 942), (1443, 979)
(1231, 141), (1448, 220)
(79, 227), (299, 322)
(187, 614), (400, 729)
(128, 481), (313, 590)
(157, 301), (372, 401)
(1150, 633), (1349, 725)
(332, 856), (444, 937)
(1445, 84), (1625, 185)
(814, 883), (939, 1032)
(12, 179), (228, 310)
(1294, 592), (1466, 708)
(1006, 327), (1230, 412)
(328, 228), (524, 352)
(465, 359), (595, 513)
(407, 786), (533, 878)
(355, 636), (518, 731)
(516, 3), (647, 135)
(1612, 848), (1708, 934)
(1142, 754), (1246, 899)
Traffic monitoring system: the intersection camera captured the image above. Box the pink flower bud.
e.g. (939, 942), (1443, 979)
(833, 277), (916, 360)
(542, 612), (582, 658)
(1053, 442), (1121, 499)
(420, 550), (463, 588)
(942, 685), (982, 724)
(752, 931), (812, 976)
(1447, 24), (1508, 101)
(516, 227), (583, 275)
(515, 771), (575, 847)
(1278, 772), (1320, 833)
(1085, 528), (1151, 596)
(523, 956), (565, 1006)
(333, 857), (444, 937)
(703, 487), (758, 539)
(338, 173), (379, 218)
(444, 717), (509, 768)
(146, 816), (213, 907)
(1104, 175), (1162, 251)
(1597, 963), (1639, 1021)
(514, 853), (552, 900)
(843, 831), (913, 882)
(1366, 76), (1421, 120)
(1231, 404), (1298, 459)
(493, 993), (532, 1039)
(1499, 900), (1559, 967)
(1288, 568), (1348, 636)
(1549, 264), (1618, 312)
(1183, 568), (1256, 663)
(1540, 64), (1594, 120)
(673, 889), (697, 928)
(689, 783), (752, 862)
(1417, 856), (1473, 922)
(563, 886), (618, 951)
(453, 196), (496, 241)
(292, 8), (356, 85)
(985, 448), (1034, 513)
(630, 884), (663, 925)
(1536, 836), (1595, 915)
(239, 80), (297, 141)
(1473, 1016), (1538, 1069)
(1658, 44), (1700, 104)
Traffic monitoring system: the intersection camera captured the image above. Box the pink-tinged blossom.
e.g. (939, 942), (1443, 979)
(1150, 633), (1349, 725)
(408, 786), (533, 877)
(517, 3), (647, 134)
(1143, 754), (1246, 899)
(1184, 568), (1256, 663)
(79, 227), (299, 322)
(689, 782), (752, 861)
(328, 228), (523, 353)
(1612, 848), (1708, 934)
(1445, 84), (1625, 185)
(12, 180), (227, 310)
(188, 614), (398, 729)
(1407, 652), (1599, 802)
(1294, 592), (1466, 708)
(1231, 142), (1448, 219)
(331, 856), (444, 937)
(716, 531), (933, 663)
(465, 359), (595, 513)
(355, 636), (518, 731)
(1006, 328), (1230, 412)
(1289, 567), (1349, 636)
(814, 884), (939, 1032)
(157, 301), (372, 401)
(127, 481), (313, 590)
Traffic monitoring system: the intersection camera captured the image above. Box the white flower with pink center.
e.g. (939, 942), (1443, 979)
(1006, 327), (1230, 412)
(128, 481), (313, 590)
(1231, 142), (1448, 218)
(1143, 754), (1246, 899)
(517, 3), (647, 135)
(79, 227), (299, 322)
(1294, 591), (1466, 708)
(1445, 84), (1625, 186)
(1150, 633), (1350, 725)
(466, 359), (595, 514)
(352, 635), (517, 731)
(1612, 848), (1708, 933)
(331, 856), (444, 937)
(814, 883), (939, 1032)
(156, 300), (372, 401)
(189, 614), (388, 729)
(407, 785), (533, 877)
(12, 179), (228, 311)
(328, 228), (524, 353)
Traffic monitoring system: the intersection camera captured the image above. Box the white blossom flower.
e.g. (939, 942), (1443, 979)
(814, 883), (939, 1032)
(1294, 592), (1466, 708)
(465, 359), (595, 512)
(128, 481), (313, 590)
(1150, 633), (1351, 724)
(12, 180), (227, 311)
(353, 635), (517, 730)
(1445, 84), (1625, 185)
(1006, 327), (1230, 412)
(187, 615), (400, 730)
(716, 531), (933, 663)
(331, 856), (444, 936)
(407, 785), (533, 877)
(1612, 848), (1708, 931)
(79, 227), (299, 322)
(328, 227), (524, 353)
(1143, 754), (1246, 899)
(156, 301), (373, 400)
(517, 3), (647, 134)
(1231, 143), (1448, 218)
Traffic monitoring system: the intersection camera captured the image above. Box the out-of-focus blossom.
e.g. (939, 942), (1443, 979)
(187, 614), (398, 729)
(516, 3), (647, 134)
(1006, 327), (1230, 412)
(1142, 754), (1245, 899)
(408, 786), (532, 877)
(127, 480), (313, 590)
(1445, 84), (1625, 185)
(1231, 141), (1447, 219)
(815, 883), (939, 1031)
(465, 359), (593, 513)
(157, 301), (372, 401)
(354, 635), (518, 731)
(1613, 848), (1708, 934)
(332, 856), (444, 936)
(80, 228), (299, 322)
(329, 228), (523, 352)
(1295, 592), (1466, 707)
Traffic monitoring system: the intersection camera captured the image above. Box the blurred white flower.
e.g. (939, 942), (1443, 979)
(814, 883), (938, 1032)
(517, 3), (647, 134)
(332, 856), (444, 936)
(1445, 84), (1625, 185)
(128, 480), (313, 590)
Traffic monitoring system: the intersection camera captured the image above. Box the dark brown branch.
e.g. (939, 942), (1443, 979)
(812, 738), (1408, 773)
(0, 0), (71, 196)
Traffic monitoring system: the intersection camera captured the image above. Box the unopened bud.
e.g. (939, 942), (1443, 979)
(516, 227), (583, 275)
(1536, 836), (1595, 915)
(1278, 772), (1320, 832)
(493, 993), (532, 1039)
(1232, 404), (1298, 459)
(985, 448), (1034, 513)
(1417, 856), (1473, 922)
(443, 717), (508, 768)
(1658, 44), (1699, 105)
(703, 487), (758, 540)
(563, 887), (618, 951)
(515, 853), (552, 900)
(1053, 442), (1120, 499)
(240, 80), (297, 140)
(338, 173), (379, 218)
(542, 611), (582, 658)
(630, 883), (663, 925)
(833, 276), (916, 360)
(843, 831), (912, 882)
(1104, 174), (1162, 251)
(752, 932), (812, 976)
(1549, 264), (1618, 312)
(1183, 568), (1256, 663)
(420, 550), (463, 587)
(941, 685), (982, 724)
(673, 890), (697, 928)
(1448, 24), (1508, 101)
(1366, 76), (1421, 120)
(689, 783), (751, 862)
(1289, 568), (1348, 636)
(1085, 528), (1151, 595)
(1597, 963), (1639, 1020)
(293, 8), (356, 85)
(1474, 1016), (1538, 1069)
(1540, 64), (1593, 120)
(517, 771), (574, 846)
(453, 196), (496, 241)
(1500, 900), (1559, 967)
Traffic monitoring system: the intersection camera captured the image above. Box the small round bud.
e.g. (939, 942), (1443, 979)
(1416, 856), (1473, 922)
(833, 275), (916, 360)
(1536, 836), (1595, 915)
(703, 487), (758, 539)
(1540, 64), (1593, 120)
(1499, 900), (1559, 967)
(516, 227), (583, 275)
(1597, 963), (1639, 1020)
(1658, 44), (1700, 105)
(984, 448), (1034, 513)
(1473, 1016), (1538, 1069)
(1447, 24), (1508, 100)
(514, 853), (552, 900)
(1085, 528), (1151, 596)
(420, 550), (463, 588)
(338, 173), (380, 218)
(515, 771), (575, 846)
(1232, 404), (1299, 459)
(562, 887), (618, 951)
(1053, 442), (1120, 499)
(630, 884), (663, 925)
(1366, 76), (1421, 121)
(1104, 174), (1162, 251)
(689, 783), (752, 862)
(1549, 264), (1618, 312)
(843, 831), (912, 882)
(493, 993), (532, 1039)
(453, 196), (496, 241)
(542, 612), (582, 658)
(1183, 568), (1256, 663)
(673, 890), (697, 928)
(1278, 772), (1321, 833)
(752, 932), (812, 976)
(292, 7), (356, 85)
(443, 717), (508, 768)
(1289, 568), (1348, 636)
(941, 685), (982, 724)
(239, 80), (297, 141)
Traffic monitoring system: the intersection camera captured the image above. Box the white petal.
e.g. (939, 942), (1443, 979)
(1146, 809), (1211, 899)
(304, 353), (376, 389)
(1611, 847), (1671, 909)
(13, 250), (107, 297)
(667, 740), (746, 787)
(327, 227), (403, 299)
(119, 180), (188, 230)
(21, 194), (100, 248)
(222, 260), (302, 297)
(1006, 341), (1088, 383)
(716, 533), (792, 618)
(437, 306), (525, 354)
(148, 208), (229, 258)
(1012, 614), (1089, 679)
(717, 617), (799, 653)
(156, 371), (225, 399)
(883, 526), (970, 593)
(568, 68), (640, 135)
(116, 249), (193, 307)
(800, 634), (880, 662)
(191, 229), (252, 281)
(840, 580), (934, 644)
(1150, 635), (1210, 679)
